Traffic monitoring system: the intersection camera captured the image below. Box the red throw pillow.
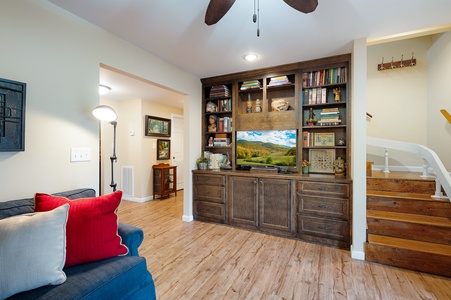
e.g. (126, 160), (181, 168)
(34, 191), (128, 267)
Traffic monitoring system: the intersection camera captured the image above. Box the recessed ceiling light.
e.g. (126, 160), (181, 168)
(244, 54), (258, 62)
(99, 84), (111, 96)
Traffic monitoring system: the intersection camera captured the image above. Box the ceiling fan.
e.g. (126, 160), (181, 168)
(205, 0), (318, 26)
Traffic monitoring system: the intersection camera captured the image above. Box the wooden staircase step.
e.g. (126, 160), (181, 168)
(367, 190), (446, 201)
(367, 210), (451, 227)
(365, 234), (451, 277)
(367, 210), (451, 245)
(367, 177), (436, 195)
(367, 191), (450, 218)
(368, 234), (451, 256)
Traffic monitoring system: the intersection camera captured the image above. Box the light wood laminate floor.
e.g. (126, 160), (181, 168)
(117, 191), (451, 300)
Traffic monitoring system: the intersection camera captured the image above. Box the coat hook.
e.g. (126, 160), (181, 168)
(399, 55), (404, 68)
(379, 57), (385, 70)
(410, 52), (416, 67)
(389, 57), (395, 69)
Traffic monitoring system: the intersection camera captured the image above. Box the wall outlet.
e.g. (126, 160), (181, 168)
(71, 147), (91, 162)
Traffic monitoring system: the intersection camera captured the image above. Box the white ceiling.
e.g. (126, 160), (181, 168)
(48, 0), (451, 104)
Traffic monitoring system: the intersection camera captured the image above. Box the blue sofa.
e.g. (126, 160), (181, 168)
(0, 188), (156, 300)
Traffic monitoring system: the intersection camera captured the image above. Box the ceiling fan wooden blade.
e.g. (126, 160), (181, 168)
(283, 0), (318, 14)
(205, 0), (236, 25)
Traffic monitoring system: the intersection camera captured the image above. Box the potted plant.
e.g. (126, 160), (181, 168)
(302, 160), (310, 174)
(196, 155), (209, 170)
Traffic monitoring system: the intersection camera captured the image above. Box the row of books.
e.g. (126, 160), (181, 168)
(212, 137), (230, 147)
(209, 85), (231, 98)
(206, 99), (232, 113)
(240, 80), (262, 90)
(304, 88), (327, 104)
(209, 116), (232, 133)
(267, 75), (291, 87)
(303, 67), (347, 87)
(317, 108), (341, 126)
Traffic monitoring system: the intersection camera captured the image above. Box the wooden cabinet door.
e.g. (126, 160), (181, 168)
(259, 178), (292, 232)
(228, 176), (258, 227)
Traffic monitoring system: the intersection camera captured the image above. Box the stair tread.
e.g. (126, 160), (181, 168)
(368, 234), (451, 256)
(367, 210), (451, 227)
(367, 190), (448, 202)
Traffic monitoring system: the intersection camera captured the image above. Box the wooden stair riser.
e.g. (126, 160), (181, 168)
(367, 195), (451, 218)
(367, 218), (451, 245)
(367, 178), (436, 195)
(364, 242), (451, 278)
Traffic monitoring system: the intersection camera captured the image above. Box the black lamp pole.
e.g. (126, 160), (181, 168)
(110, 120), (117, 192)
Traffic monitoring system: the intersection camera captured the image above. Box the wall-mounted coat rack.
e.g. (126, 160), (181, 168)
(378, 53), (416, 71)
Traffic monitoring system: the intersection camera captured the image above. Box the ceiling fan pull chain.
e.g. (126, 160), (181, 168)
(257, 0), (260, 37)
(253, 0), (257, 23)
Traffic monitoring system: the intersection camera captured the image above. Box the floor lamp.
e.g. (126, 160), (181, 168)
(92, 105), (118, 192)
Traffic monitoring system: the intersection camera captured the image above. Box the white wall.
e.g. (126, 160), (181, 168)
(427, 32), (451, 169)
(0, 0), (201, 210)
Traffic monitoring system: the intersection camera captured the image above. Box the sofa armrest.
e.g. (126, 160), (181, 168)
(118, 222), (144, 256)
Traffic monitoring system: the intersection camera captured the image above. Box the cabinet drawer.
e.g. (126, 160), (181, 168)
(194, 184), (225, 203)
(297, 194), (349, 220)
(298, 181), (349, 198)
(194, 201), (226, 221)
(194, 174), (226, 186)
(297, 215), (350, 241)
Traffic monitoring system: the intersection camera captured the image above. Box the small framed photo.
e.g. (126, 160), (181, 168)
(157, 139), (171, 160)
(313, 132), (335, 147)
(145, 115), (171, 137)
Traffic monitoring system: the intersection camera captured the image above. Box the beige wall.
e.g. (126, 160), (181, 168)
(427, 32), (451, 169)
(366, 34), (451, 170)
(0, 0), (201, 209)
(99, 98), (183, 200)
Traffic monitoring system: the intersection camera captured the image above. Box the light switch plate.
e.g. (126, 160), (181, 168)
(71, 148), (91, 162)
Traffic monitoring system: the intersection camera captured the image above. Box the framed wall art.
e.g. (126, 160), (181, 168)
(157, 139), (170, 160)
(309, 149), (335, 173)
(313, 132), (335, 147)
(145, 115), (171, 137)
(0, 78), (27, 151)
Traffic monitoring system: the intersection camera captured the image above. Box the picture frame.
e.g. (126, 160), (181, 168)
(157, 139), (171, 160)
(145, 115), (171, 137)
(309, 149), (335, 173)
(313, 132), (335, 147)
(0, 78), (26, 151)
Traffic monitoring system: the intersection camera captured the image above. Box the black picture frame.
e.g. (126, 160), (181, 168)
(157, 139), (171, 160)
(145, 115), (171, 137)
(0, 78), (26, 151)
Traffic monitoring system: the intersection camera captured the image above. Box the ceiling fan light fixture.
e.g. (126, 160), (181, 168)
(244, 54), (258, 62)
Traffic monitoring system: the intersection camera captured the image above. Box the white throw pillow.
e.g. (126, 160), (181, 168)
(0, 204), (69, 299)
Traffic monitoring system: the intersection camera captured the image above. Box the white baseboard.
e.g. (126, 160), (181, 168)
(351, 246), (365, 260)
(372, 164), (423, 173)
(182, 215), (193, 222)
(122, 196), (153, 202)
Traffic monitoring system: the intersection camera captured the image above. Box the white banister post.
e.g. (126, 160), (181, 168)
(420, 158), (429, 178)
(432, 178), (445, 199)
(383, 148), (390, 173)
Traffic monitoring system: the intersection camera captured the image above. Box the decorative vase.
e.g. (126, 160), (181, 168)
(302, 166), (309, 174)
(198, 162), (208, 170)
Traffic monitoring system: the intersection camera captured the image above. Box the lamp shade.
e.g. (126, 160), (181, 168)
(92, 105), (117, 122)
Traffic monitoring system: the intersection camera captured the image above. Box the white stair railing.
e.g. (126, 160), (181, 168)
(367, 136), (450, 201)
